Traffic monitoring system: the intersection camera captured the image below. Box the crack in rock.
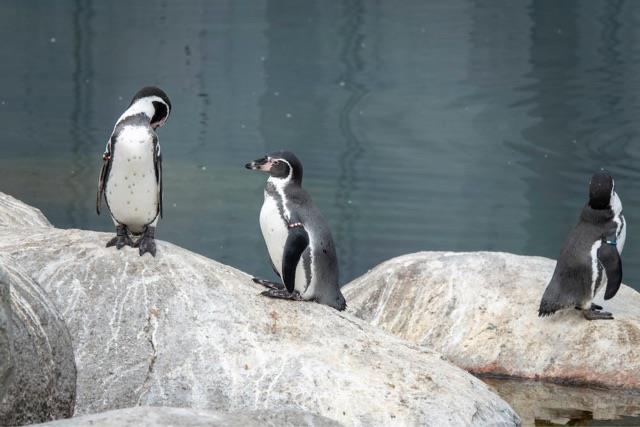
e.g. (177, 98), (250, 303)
(137, 307), (160, 404)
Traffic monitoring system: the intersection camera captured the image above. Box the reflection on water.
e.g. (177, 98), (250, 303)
(335, 0), (366, 279)
(2, 0), (640, 292)
(482, 377), (640, 426)
(69, 0), (94, 228)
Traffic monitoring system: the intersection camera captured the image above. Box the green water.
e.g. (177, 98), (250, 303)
(2, 1), (640, 424)
(3, 0), (640, 288)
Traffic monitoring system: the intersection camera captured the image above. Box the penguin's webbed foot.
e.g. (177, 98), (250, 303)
(106, 235), (134, 249)
(252, 277), (285, 290)
(583, 308), (614, 320)
(134, 226), (156, 257)
(260, 289), (303, 301)
(134, 237), (156, 257)
(106, 225), (134, 249)
(574, 303), (603, 311)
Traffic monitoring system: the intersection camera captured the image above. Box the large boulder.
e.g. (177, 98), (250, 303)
(33, 406), (342, 427)
(0, 268), (11, 402)
(0, 261), (76, 425)
(0, 193), (51, 229)
(343, 252), (640, 389)
(0, 193), (519, 426)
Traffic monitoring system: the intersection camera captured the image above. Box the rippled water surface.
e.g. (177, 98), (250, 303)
(3, 0), (640, 288)
(3, 0), (640, 424)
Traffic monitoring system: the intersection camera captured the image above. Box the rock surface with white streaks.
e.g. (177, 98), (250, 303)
(0, 193), (51, 229)
(0, 260), (76, 425)
(0, 268), (11, 406)
(33, 406), (342, 427)
(343, 252), (640, 389)
(0, 193), (520, 427)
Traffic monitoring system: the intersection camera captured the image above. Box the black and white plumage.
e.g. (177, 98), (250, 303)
(245, 151), (347, 311)
(539, 171), (626, 320)
(96, 86), (171, 257)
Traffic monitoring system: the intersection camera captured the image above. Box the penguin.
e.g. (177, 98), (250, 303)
(245, 151), (347, 311)
(539, 171), (625, 320)
(96, 86), (171, 257)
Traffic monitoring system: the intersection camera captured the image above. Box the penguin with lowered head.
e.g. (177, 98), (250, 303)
(96, 86), (171, 257)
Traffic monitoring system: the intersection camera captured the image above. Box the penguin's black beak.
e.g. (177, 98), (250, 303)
(245, 156), (272, 172)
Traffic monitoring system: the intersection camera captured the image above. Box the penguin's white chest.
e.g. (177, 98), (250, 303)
(105, 126), (159, 233)
(259, 194), (288, 277)
(259, 193), (309, 292)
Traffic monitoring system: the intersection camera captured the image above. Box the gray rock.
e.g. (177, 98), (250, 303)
(343, 251), (640, 389)
(0, 193), (520, 426)
(0, 261), (76, 425)
(0, 270), (11, 402)
(0, 193), (51, 229)
(32, 406), (342, 427)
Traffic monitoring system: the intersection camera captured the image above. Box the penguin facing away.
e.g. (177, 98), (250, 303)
(245, 151), (347, 311)
(97, 86), (171, 257)
(538, 171), (625, 320)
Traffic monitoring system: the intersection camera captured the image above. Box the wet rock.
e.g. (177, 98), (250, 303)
(0, 193), (520, 426)
(0, 261), (76, 425)
(343, 252), (640, 389)
(32, 406), (342, 427)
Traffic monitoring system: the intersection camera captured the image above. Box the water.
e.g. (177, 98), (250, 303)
(2, 0), (640, 287)
(483, 377), (640, 426)
(1, 1), (640, 424)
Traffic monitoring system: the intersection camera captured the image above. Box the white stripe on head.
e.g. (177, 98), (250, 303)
(266, 157), (293, 183)
(611, 190), (623, 217)
(117, 96), (169, 125)
(267, 157), (293, 221)
(610, 179), (623, 230)
(610, 188), (625, 253)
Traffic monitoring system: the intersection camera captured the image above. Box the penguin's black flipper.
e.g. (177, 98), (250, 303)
(599, 234), (622, 300)
(153, 138), (163, 218)
(96, 141), (112, 215)
(282, 226), (309, 294)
